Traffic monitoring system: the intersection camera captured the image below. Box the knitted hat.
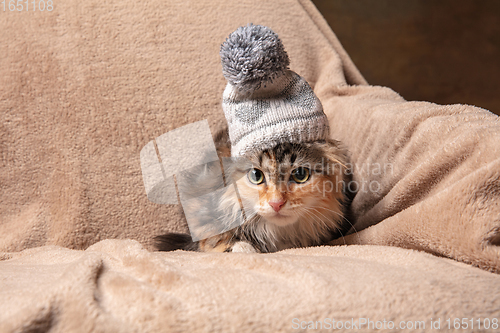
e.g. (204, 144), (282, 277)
(220, 24), (330, 157)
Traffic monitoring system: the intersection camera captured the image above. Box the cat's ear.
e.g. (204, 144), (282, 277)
(213, 127), (231, 158)
(322, 140), (347, 166)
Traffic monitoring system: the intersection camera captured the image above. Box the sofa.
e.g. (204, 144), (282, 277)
(1, 0), (499, 332)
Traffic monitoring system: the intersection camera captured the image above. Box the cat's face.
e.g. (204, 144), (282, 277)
(231, 141), (345, 227)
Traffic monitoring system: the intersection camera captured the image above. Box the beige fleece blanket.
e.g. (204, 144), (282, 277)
(1, 240), (499, 333)
(1, 0), (500, 332)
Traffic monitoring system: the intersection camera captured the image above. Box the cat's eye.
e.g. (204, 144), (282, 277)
(291, 167), (310, 183)
(247, 168), (265, 185)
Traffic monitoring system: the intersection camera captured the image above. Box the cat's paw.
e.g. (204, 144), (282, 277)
(231, 241), (257, 253)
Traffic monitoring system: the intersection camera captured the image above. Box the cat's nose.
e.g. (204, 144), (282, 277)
(269, 199), (286, 212)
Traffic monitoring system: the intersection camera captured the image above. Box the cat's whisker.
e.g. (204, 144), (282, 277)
(297, 209), (327, 233)
(305, 205), (347, 221)
(298, 207), (337, 234)
(304, 205), (361, 244)
(300, 207), (348, 246)
(293, 206), (331, 231)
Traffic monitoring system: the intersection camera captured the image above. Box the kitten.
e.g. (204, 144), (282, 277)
(155, 128), (350, 253)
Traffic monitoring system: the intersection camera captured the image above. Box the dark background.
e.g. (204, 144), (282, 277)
(312, 0), (500, 115)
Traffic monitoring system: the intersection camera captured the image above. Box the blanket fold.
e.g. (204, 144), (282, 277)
(1, 239), (499, 333)
(322, 85), (500, 272)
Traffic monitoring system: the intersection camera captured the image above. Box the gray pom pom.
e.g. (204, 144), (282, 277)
(220, 24), (290, 93)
